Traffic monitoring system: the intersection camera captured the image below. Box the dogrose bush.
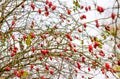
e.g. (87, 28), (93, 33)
(0, 0), (120, 79)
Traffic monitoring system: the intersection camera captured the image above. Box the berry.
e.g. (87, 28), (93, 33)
(30, 64), (34, 70)
(16, 72), (21, 77)
(97, 6), (104, 13)
(105, 63), (110, 70)
(81, 56), (85, 62)
(14, 70), (18, 75)
(23, 34), (27, 39)
(45, 11), (49, 17)
(11, 35), (15, 40)
(32, 46), (36, 52)
(49, 56), (53, 61)
(46, 0), (49, 4)
(88, 45), (93, 52)
(21, 3), (25, 8)
(67, 9), (71, 15)
(41, 49), (49, 55)
(99, 50), (105, 57)
(85, 6), (88, 11)
(94, 42), (99, 48)
(36, 68), (39, 72)
(30, 3), (35, 10)
(11, 52), (15, 57)
(105, 26), (110, 31)
(76, 61), (81, 69)
(11, 20), (15, 25)
(51, 5), (56, 10)
(45, 6), (48, 11)
(111, 13), (116, 19)
(80, 15), (86, 20)
(45, 65), (49, 70)
(118, 59), (120, 66)
(65, 34), (72, 41)
(5, 66), (10, 71)
(50, 70), (54, 75)
(88, 67), (91, 71)
(117, 44), (120, 48)
(38, 9), (42, 14)
(83, 23), (87, 28)
(39, 56), (43, 61)
(30, 32), (35, 38)
(48, 2), (52, 7)
(78, 29), (82, 33)
(41, 76), (45, 79)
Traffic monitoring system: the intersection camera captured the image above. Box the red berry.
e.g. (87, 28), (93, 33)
(39, 56), (43, 61)
(113, 69), (116, 73)
(85, 6), (88, 11)
(41, 76), (45, 79)
(81, 56), (85, 62)
(74, 48), (77, 52)
(41, 49), (49, 55)
(38, 8), (42, 14)
(11, 20), (15, 25)
(46, 0), (49, 4)
(11, 52), (15, 57)
(30, 3), (35, 10)
(99, 50), (105, 57)
(49, 56), (53, 61)
(88, 67), (91, 71)
(78, 29), (82, 33)
(101, 68), (105, 74)
(19, 69), (24, 74)
(32, 46), (36, 52)
(51, 5), (56, 10)
(30, 32), (35, 38)
(68, 42), (73, 48)
(105, 26), (110, 31)
(48, 2), (52, 7)
(111, 13), (116, 19)
(45, 11), (49, 17)
(21, 3), (25, 8)
(36, 68), (39, 72)
(65, 34), (72, 41)
(105, 63), (110, 70)
(76, 61), (81, 69)
(45, 6), (48, 11)
(88, 45), (93, 52)
(118, 59), (120, 66)
(67, 9), (71, 15)
(23, 34), (27, 39)
(95, 20), (99, 28)
(80, 5), (84, 9)
(45, 65), (49, 70)
(14, 46), (18, 51)
(93, 42), (99, 48)
(83, 23), (87, 28)
(88, 6), (91, 10)
(16, 72), (21, 77)
(14, 70), (18, 75)
(5, 66), (10, 71)
(97, 6), (104, 13)
(30, 64), (34, 70)
(11, 35), (15, 40)
(117, 44), (120, 48)
(80, 15), (86, 20)
(50, 70), (54, 75)
(81, 75), (84, 78)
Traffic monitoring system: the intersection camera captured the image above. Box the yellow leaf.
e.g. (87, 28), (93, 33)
(26, 35), (31, 45)
(113, 66), (120, 72)
(21, 71), (28, 77)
